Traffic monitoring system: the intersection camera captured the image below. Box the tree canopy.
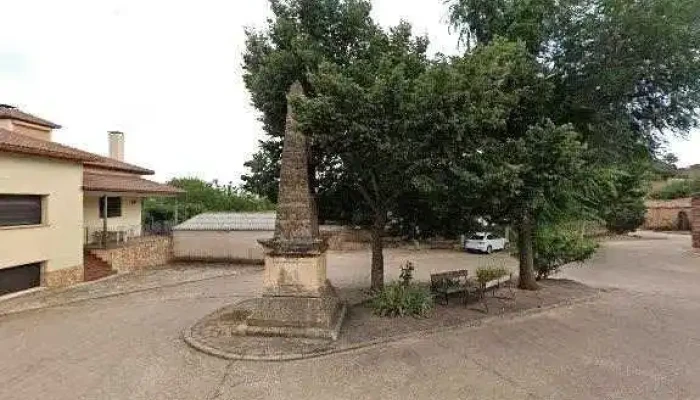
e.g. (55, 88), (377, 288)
(143, 178), (274, 225)
(242, 0), (700, 290)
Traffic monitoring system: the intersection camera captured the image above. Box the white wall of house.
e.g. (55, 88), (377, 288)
(0, 153), (83, 275)
(83, 195), (143, 243)
(173, 230), (270, 261)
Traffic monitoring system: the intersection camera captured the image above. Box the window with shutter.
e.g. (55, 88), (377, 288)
(0, 195), (43, 227)
(99, 197), (122, 218)
(0, 263), (41, 295)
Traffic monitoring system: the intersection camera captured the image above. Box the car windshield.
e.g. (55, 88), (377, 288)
(470, 235), (485, 240)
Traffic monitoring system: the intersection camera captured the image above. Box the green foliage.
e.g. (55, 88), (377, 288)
(604, 203), (647, 234)
(650, 179), (700, 200)
(241, 0), (381, 203)
(369, 283), (434, 318)
(589, 167), (649, 234)
(475, 266), (510, 285)
(446, 0), (700, 287)
(242, 0), (700, 289)
(143, 178), (274, 224)
(651, 153), (680, 180)
(534, 224), (598, 279)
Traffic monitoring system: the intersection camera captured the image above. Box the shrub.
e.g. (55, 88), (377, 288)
(649, 179), (700, 200)
(604, 200), (646, 234)
(370, 283), (434, 318)
(475, 266), (510, 285)
(534, 224), (598, 279)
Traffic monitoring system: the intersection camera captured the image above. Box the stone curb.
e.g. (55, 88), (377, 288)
(0, 269), (248, 318)
(182, 291), (604, 362)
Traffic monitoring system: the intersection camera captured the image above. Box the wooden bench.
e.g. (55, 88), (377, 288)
(477, 273), (515, 313)
(430, 270), (473, 305)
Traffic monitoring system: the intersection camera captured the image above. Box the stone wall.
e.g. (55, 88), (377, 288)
(43, 264), (83, 288)
(644, 198), (693, 231)
(693, 197), (700, 249)
(173, 230), (267, 263)
(320, 227), (372, 251)
(91, 236), (172, 273)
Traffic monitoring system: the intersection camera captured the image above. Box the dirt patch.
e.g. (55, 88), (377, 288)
(184, 279), (599, 361)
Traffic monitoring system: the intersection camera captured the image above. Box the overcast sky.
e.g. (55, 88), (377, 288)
(0, 0), (697, 184)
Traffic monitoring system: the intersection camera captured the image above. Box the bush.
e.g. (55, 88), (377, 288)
(143, 177), (275, 224)
(604, 201), (646, 234)
(534, 224), (598, 279)
(370, 283), (434, 318)
(650, 179), (700, 200)
(475, 266), (510, 285)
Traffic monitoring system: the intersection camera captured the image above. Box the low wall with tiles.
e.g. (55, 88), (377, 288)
(644, 198), (693, 231)
(91, 236), (172, 273)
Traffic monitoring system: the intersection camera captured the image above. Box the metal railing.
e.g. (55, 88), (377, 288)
(84, 224), (143, 247)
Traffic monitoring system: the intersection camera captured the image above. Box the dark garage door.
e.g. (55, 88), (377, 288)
(0, 263), (41, 296)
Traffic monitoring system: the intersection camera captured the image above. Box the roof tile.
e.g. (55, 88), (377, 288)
(83, 172), (183, 195)
(0, 128), (98, 162)
(0, 128), (154, 174)
(0, 105), (61, 128)
(174, 212), (277, 231)
(645, 198), (693, 209)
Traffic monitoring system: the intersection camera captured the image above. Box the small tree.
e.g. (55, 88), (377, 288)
(586, 167), (649, 234)
(502, 121), (588, 289)
(296, 23), (430, 290)
(534, 223), (598, 279)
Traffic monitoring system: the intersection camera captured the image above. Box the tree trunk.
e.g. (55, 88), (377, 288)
(370, 213), (385, 291)
(517, 211), (539, 290)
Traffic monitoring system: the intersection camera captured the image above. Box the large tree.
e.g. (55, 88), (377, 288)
(447, 0), (700, 288)
(242, 0), (380, 205)
(295, 22), (429, 289)
(243, 0), (431, 289)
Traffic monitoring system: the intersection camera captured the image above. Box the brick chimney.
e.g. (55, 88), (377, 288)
(108, 131), (124, 161)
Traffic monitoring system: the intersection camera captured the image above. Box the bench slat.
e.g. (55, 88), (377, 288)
(430, 270), (469, 280)
(483, 275), (512, 289)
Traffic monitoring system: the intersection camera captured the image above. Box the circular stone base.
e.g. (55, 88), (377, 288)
(184, 303), (336, 361)
(184, 280), (601, 361)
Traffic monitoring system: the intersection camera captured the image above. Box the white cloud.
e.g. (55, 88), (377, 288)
(0, 0), (697, 186)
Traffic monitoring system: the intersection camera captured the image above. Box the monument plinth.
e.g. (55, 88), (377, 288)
(232, 82), (345, 340)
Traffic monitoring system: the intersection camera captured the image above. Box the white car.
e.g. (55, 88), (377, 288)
(465, 232), (508, 254)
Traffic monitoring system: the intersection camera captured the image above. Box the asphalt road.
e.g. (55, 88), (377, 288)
(0, 233), (698, 400)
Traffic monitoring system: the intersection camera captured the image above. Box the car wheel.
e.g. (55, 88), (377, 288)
(486, 245), (493, 254)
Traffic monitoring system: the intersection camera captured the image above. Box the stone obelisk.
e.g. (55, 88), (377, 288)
(239, 82), (345, 340)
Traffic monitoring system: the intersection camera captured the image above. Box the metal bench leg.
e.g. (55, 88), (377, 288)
(508, 281), (515, 299)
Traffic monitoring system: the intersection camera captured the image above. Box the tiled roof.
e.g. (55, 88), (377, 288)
(85, 158), (153, 175)
(0, 128), (154, 174)
(83, 172), (184, 195)
(645, 198), (693, 209)
(0, 128), (98, 163)
(0, 105), (61, 128)
(174, 212), (276, 231)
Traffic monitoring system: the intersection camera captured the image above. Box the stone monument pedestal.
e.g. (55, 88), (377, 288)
(240, 287), (346, 340)
(220, 81), (345, 340)
(228, 239), (346, 340)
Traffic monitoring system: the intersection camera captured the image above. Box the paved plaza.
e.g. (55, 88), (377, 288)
(0, 233), (698, 399)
